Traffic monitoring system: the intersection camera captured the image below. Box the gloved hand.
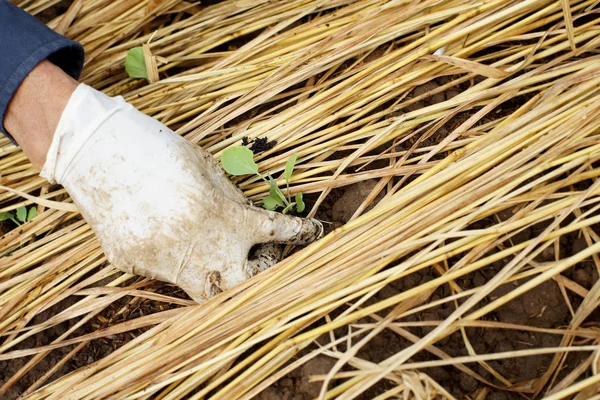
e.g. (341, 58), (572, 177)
(40, 84), (323, 302)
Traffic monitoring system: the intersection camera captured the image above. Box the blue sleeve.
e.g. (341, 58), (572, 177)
(0, 1), (84, 144)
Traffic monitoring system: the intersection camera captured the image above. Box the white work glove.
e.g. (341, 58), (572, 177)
(41, 84), (323, 302)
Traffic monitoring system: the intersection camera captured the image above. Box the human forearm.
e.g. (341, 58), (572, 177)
(0, 0), (84, 151)
(5, 61), (78, 169)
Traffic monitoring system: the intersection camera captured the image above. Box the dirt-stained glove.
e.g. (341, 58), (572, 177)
(40, 84), (323, 302)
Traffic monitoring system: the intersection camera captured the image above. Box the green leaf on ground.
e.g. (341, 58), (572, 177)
(125, 47), (148, 80)
(284, 153), (298, 185)
(27, 207), (37, 221)
(263, 195), (280, 210)
(16, 207), (27, 223)
(221, 146), (259, 176)
(295, 192), (305, 212)
(269, 180), (286, 207)
(0, 212), (13, 222)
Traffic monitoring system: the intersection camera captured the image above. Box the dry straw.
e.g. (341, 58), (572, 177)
(2, 0), (600, 399)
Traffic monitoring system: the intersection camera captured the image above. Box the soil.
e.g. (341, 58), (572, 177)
(0, 275), (189, 399)
(242, 136), (277, 154)
(253, 232), (598, 400)
(2, 6), (599, 400)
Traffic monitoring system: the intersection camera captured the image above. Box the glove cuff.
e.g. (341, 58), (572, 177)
(41, 84), (126, 184)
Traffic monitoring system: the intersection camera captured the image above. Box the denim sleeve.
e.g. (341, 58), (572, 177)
(0, 0), (84, 144)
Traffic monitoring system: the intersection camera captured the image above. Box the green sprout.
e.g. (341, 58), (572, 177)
(125, 46), (148, 81)
(221, 146), (305, 214)
(0, 206), (36, 226)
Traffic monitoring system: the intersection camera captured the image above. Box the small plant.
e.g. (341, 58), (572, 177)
(0, 206), (36, 226)
(125, 46), (148, 80)
(221, 146), (305, 214)
(125, 44), (159, 83)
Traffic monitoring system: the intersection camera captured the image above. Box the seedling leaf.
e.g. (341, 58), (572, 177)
(263, 195), (279, 210)
(221, 146), (259, 176)
(125, 47), (148, 80)
(27, 207), (37, 221)
(284, 153), (298, 185)
(295, 192), (305, 212)
(269, 180), (286, 207)
(16, 207), (27, 223)
(282, 203), (296, 214)
(0, 212), (12, 222)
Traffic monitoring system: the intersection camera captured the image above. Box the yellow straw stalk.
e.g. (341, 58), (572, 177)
(2, 0), (600, 398)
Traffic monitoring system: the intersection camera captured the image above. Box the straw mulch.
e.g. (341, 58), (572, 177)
(2, 0), (600, 398)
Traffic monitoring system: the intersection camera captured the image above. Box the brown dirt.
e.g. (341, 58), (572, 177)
(253, 234), (598, 400)
(0, 277), (188, 400)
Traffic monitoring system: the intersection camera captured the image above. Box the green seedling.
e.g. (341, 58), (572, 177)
(0, 206), (36, 226)
(125, 46), (148, 80)
(221, 146), (305, 214)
